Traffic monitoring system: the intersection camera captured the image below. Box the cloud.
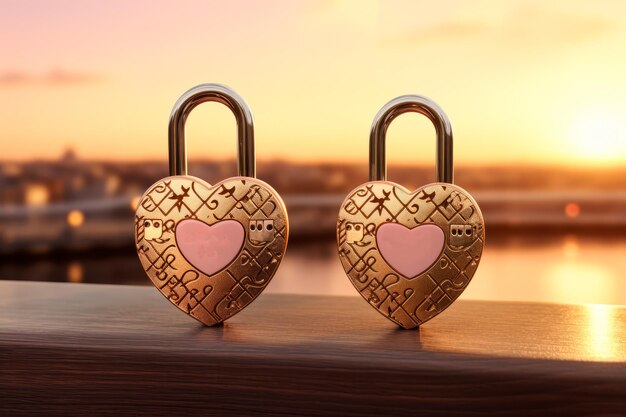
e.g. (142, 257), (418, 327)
(510, 6), (614, 44)
(404, 20), (488, 42)
(0, 70), (103, 86)
(385, 6), (614, 47)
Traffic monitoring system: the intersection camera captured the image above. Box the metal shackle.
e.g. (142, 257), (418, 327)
(168, 83), (255, 177)
(369, 95), (453, 183)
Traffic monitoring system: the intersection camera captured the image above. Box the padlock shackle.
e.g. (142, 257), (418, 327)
(369, 95), (453, 183)
(168, 83), (255, 177)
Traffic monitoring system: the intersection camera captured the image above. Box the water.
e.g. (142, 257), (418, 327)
(2, 234), (625, 305)
(268, 234), (626, 305)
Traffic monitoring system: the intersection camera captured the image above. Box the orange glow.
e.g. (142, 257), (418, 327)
(25, 184), (49, 207)
(564, 203), (580, 218)
(66, 210), (85, 228)
(562, 235), (579, 258)
(130, 196), (141, 211)
(67, 262), (84, 283)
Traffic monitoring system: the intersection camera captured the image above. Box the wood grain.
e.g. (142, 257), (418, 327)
(1, 280), (625, 416)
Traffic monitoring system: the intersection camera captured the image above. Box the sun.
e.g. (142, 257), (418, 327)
(569, 110), (625, 163)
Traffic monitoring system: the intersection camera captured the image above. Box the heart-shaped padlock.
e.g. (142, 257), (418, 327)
(135, 84), (288, 326)
(337, 95), (484, 329)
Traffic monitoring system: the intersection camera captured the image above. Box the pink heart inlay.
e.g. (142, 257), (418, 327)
(376, 223), (445, 278)
(175, 219), (244, 276)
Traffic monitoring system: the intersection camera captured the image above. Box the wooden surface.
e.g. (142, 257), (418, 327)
(1, 280), (625, 416)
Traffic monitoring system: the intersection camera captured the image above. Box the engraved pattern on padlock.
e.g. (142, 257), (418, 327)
(135, 84), (289, 326)
(336, 95), (485, 329)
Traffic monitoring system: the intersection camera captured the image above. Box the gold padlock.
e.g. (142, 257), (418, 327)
(336, 95), (485, 329)
(135, 84), (289, 326)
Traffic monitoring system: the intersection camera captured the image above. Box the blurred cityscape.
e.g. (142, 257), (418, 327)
(1, 150), (626, 305)
(2, 149), (626, 252)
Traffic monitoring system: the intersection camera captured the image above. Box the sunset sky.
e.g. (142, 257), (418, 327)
(1, 0), (625, 166)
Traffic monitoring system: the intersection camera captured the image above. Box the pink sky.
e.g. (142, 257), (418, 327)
(1, 0), (625, 165)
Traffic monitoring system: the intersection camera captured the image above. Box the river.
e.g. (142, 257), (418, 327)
(2, 233), (625, 305)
